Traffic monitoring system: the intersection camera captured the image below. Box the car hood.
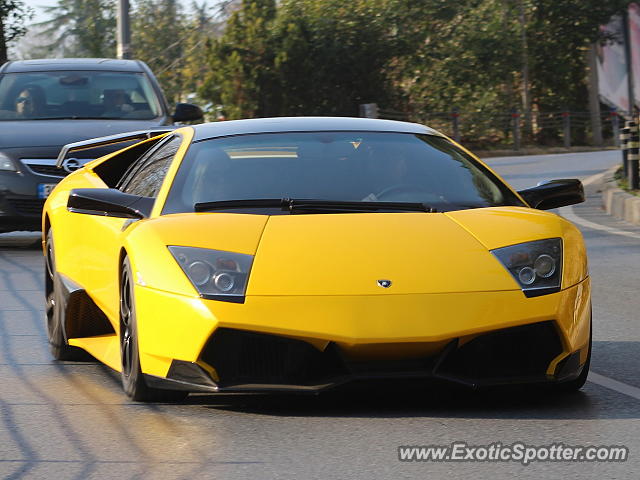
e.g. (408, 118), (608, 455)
(129, 207), (569, 297)
(0, 119), (167, 149)
(246, 210), (564, 296)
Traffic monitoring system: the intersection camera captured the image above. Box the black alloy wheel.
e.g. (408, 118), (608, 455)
(119, 256), (187, 402)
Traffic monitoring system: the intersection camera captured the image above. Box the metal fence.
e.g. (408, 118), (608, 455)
(374, 107), (622, 150)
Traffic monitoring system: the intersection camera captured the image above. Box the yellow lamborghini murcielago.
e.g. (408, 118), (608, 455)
(42, 117), (591, 401)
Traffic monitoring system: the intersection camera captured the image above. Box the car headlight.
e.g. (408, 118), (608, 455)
(168, 246), (254, 302)
(492, 238), (562, 297)
(0, 152), (16, 171)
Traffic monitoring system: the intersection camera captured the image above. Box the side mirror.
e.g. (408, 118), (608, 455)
(173, 103), (203, 123)
(67, 188), (154, 219)
(517, 179), (585, 210)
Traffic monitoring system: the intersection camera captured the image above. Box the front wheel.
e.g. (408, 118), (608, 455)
(119, 257), (187, 402)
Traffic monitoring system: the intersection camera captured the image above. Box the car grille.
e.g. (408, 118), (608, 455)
(437, 320), (563, 380)
(200, 321), (564, 389)
(7, 198), (46, 216)
(201, 328), (347, 387)
(21, 160), (67, 178)
(26, 164), (66, 177)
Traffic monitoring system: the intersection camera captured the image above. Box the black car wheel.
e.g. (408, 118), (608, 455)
(119, 257), (187, 402)
(44, 230), (87, 361)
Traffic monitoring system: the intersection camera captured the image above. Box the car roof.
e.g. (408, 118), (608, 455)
(192, 117), (441, 140)
(2, 58), (144, 73)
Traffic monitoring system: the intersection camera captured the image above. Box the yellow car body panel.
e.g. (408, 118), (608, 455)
(46, 167), (128, 327)
(45, 130), (194, 329)
(68, 334), (120, 371)
(247, 212), (517, 296)
(131, 276), (590, 379)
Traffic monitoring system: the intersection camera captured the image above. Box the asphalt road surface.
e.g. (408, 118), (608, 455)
(1, 149), (639, 479)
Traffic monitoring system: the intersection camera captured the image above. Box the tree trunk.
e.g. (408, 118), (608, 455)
(587, 44), (604, 146)
(0, 16), (8, 65)
(518, 0), (532, 139)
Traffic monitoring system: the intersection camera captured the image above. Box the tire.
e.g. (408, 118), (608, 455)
(553, 317), (592, 393)
(119, 257), (188, 402)
(44, 230), (88, 361)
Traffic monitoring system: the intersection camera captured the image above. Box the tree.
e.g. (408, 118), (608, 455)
(197, 0), (634, 145)
(200, 0), (404, 118)
(200, 0), (277, 118)
(131, 0), (187, 103)
(180, 1), (225, 101)
(392, 0), (632, 145)
(526, 1), (629, 119)
(388, 0), (522, 144)
(0, 0), (33, 64)
(272, 0), (402, 116)
(34, 0), (115, 57)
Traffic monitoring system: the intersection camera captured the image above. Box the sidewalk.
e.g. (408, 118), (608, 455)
(601, 167), (640, 226)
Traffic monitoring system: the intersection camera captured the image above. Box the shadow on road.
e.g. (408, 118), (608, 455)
(0, 232), (42, 250)
(188, 385), (605, 420)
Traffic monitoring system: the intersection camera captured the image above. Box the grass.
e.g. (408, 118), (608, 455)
(615, 166), (640, 196)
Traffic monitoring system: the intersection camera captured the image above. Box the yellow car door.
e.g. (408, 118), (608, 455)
(67, 135), (185, 324)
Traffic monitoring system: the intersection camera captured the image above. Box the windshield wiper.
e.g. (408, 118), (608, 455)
(194, 198), (436, 213)
(194, 199), (285, 212)
(287, 199), (436, 213)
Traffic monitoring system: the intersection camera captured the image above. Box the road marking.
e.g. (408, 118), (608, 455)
(559, 207), (640, 240)
(558, 168), (640, 240)
(588, 372), (640, 401)
(580, 170), (608, 187)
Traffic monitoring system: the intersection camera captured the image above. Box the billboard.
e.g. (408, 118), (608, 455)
(597, 14), (629, 112)
(630, 3), (640, 108)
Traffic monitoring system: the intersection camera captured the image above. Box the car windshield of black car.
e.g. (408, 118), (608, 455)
(0, 71), (163, 121)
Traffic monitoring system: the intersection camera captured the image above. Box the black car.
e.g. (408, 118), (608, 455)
(0, 58), (202, 233)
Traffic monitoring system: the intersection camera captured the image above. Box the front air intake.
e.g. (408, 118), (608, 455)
(200, 328), (346, 387)
(436, 320), (563, 381)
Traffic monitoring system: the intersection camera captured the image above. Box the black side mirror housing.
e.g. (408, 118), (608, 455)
(173, 103), (204, 123)
(517, 179), (585, 210)
(67, 188), (154, 219)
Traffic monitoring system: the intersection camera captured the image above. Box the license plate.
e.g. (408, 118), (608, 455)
(38, 183), (56, 199)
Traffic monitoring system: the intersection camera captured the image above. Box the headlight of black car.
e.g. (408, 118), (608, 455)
(0, 152), (16, 171)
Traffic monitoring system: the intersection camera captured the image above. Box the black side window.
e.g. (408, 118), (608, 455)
(120, 136), (182, 198)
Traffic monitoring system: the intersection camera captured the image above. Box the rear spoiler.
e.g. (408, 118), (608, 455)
(55, 128), (175, 169)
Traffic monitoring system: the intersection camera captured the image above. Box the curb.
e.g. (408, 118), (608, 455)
(601, 168), (640, 226)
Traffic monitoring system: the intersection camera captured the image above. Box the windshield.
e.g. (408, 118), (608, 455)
(163, 131), (524, 214)
(0, 71), (163, 120)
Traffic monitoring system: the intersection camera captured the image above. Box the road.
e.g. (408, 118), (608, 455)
(1, 149), (639, 479)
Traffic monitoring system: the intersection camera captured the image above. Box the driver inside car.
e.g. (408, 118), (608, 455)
(15, 85), (46, 118)
(102, 89), (134, 117)
(361, 146), (412, 201)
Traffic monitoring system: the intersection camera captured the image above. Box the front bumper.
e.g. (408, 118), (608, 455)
(133, 277), (591, 393)
(0, 193), (46, 232)
(0, 169), (61, 232)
